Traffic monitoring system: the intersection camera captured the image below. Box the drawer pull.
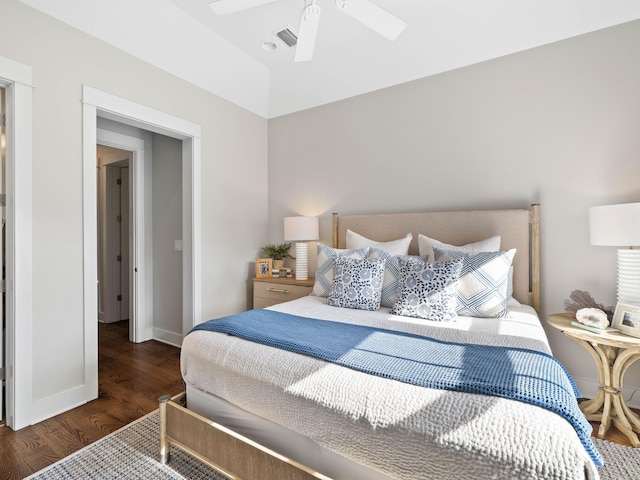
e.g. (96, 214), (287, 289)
(267, 288), (290, 294)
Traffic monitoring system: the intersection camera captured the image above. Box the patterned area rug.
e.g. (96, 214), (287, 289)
(26, 411), (228, 480)
(592, 437), (640, 480)
(26, 410), (640, 480)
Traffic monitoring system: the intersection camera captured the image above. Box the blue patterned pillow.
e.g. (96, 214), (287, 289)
(311, 244), (370, 297)
(328, 257), (386, 311)
(367, 248), (428, 308)
(433, 247), (516, 318)
(391, 257), (462, 321)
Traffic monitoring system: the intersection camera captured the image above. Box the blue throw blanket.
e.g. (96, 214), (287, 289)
(191, 309), (602, 466)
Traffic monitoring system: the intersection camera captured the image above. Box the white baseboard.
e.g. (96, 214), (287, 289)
(574, 377), (640, 409)
(152, 327), (183, 348)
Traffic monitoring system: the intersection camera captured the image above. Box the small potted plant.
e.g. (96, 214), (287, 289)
(261, 242), (292, 270)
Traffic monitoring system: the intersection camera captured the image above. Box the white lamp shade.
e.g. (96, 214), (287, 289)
(284, 216), (319, 242)
(589, 203), (640, 247)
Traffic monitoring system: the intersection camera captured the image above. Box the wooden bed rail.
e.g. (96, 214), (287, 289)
(159, 393), (333, 480)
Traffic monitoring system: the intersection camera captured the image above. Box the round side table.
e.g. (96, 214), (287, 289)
(548, 312), (640, 447)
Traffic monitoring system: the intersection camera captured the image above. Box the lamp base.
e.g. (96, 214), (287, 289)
(294, 242), (309, 280)
(617, 249), (640, 304)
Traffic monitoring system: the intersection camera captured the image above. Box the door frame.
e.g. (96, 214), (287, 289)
(83, 86), (202, 402)
(0, 56), (33, 430)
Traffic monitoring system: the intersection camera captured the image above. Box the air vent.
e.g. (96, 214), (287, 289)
(275, 27), (297, 47)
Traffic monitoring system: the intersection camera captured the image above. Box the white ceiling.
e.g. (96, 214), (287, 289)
(19, 0), (640, 118)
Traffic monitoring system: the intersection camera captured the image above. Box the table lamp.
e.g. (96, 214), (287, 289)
(284, 216), (319, 280)
(589, 202), (640, 304)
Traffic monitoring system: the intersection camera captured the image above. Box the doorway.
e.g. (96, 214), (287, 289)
(96, 128), (146, 345)
(82, 86), (202, 406)
(97, 146), (131, 334)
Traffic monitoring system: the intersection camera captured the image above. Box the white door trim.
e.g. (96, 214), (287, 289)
(83, 86), (202, 404)
(0, 57), (33, 430)
(0, 55), (33, 430)
(182, 136), (202, 337)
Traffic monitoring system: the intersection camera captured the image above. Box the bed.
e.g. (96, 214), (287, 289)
(160, 205), (602, 480)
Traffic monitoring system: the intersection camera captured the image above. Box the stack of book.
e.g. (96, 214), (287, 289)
(272, 267), (292, 278)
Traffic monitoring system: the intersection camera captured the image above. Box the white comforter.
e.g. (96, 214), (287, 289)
(181, 296), (599, 480)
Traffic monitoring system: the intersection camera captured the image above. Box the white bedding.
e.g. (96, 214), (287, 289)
(181, 296), (599, 480)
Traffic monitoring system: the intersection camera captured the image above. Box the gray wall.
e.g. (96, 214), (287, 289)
(268, 20), (640, 403)
(1, 0), (268, 415)
(152, 134), (183, 340)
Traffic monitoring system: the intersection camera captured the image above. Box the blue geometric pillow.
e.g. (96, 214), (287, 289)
(367, 248), (428, 308)
(433, 247), (516, 318)
(391, 257), (462, 321)
(328, 257), (386, 311)
(311, 244), (370, 297)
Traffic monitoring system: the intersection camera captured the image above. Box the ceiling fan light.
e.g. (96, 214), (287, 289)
(208, 0), (278, 16)
(335, 0), (406, 41)
(295, 3), (322, 62)
(261, 41), (278, 51)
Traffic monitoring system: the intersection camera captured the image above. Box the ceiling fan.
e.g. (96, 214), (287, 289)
(208, 0), (407, 62)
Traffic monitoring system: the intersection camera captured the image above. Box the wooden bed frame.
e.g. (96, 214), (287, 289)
(159, 204), (541, 479)
(159, 392), (331, 479)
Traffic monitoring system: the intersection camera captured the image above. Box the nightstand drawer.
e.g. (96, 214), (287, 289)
(253, 278), (314, 309)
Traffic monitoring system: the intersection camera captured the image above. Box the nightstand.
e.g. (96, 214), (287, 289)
(253, 277), (314, 309)
(548, 312), (640, 446)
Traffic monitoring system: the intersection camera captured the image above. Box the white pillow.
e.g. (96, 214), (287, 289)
(418, 234), (501, 262)
(346, 229), (412, 256)
(506, 266), (521, 306)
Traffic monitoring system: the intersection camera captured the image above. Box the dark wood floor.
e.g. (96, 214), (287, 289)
(0, 322), (637, 479)
(0, 321), (184, 480)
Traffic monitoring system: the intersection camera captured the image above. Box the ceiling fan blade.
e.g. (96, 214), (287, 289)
(335, 0), (406, 41)
(294, 3), (322, 63)
(208, 0), (278, 16)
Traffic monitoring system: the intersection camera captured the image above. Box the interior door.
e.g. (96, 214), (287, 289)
(119, 166), (130, 323)
(105, 162), (130, 323)
(99, 150), (131, 326)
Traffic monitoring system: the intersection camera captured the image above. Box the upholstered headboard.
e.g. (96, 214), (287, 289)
(332, 205), (540, 312)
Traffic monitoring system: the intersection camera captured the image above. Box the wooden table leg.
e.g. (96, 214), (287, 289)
(610, 391), (640, 447)
(581, 387), (605, 419)
(568, 337), (640, 446)
(608, 347), (640, 446)
(597, 386), (614, 438)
